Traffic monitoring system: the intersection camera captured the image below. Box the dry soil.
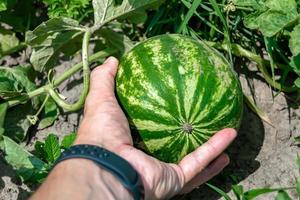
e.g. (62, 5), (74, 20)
(0, 56), (299, 200)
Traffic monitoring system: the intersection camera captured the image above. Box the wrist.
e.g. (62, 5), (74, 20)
(31, 159), (133, 200)
(74, 136), (104, 149)
(61, 159), (133, 199)
(50, 144), (144, 200)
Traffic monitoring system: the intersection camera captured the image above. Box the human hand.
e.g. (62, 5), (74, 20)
(75, 57), (237, 200)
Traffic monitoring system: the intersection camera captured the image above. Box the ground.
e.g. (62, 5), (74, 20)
(0, 55), (299, 200)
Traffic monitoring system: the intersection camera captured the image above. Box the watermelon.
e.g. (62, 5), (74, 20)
(116, 34), (243, 163)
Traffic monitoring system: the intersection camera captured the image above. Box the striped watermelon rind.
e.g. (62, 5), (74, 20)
(116, 34), (243, 163)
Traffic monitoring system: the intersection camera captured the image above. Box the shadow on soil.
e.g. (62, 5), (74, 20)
(173, 105), (265, 200)
(171, 62), (266, 200)
(0, 157), (31, 200)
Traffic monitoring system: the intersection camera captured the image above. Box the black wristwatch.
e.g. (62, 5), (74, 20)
(53, 144), (144, 200)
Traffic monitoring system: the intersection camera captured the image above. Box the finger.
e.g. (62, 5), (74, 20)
(89, 56), (119, 100)
(180, 153), (229, 194)
(178, 128), (236, 183)
(84, 57), (119, 113)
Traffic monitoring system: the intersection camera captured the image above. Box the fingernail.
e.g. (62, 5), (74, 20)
(222, 154), (230, 165)
(224, 128), (237, 139)
(104, 56), (118, 65)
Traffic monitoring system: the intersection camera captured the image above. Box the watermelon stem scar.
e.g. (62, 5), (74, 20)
(182, 123), (193, 134)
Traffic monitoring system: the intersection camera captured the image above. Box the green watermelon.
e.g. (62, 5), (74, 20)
(116, 34), (243, 163)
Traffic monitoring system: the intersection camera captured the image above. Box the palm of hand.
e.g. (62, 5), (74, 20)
(75, 57), (236, 199)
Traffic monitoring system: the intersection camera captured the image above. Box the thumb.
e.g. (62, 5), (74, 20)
(90, 56), (119, 95)
(84, 56), (119, 110)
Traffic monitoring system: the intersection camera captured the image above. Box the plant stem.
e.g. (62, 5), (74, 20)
(6, 87), (47, 107)
(54, 49), (116, 86)
(243, 94), (273, 126)
(6, 48), (117, 108)
(27, 94), (50, 125)
(47, 30), (92, 111)
(36, 94), (49, 117)
(205, 41), (298, 93)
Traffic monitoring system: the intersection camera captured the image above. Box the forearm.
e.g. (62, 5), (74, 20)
(30, 159), (133, 200)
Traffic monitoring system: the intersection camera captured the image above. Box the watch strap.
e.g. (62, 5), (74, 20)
(53, 144), (144, 200)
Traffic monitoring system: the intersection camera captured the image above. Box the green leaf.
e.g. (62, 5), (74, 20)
(61, 132), (76, 149)
(92, 0), (164, 26)
(98, 29), (134, 54)
(30, 31), (83, 72)
(0, 0), (36, 33)
(232, 185), (243, 200)
(26, 18), (84, 72)
(265, 0), (297, 12)
(275, 190), (292, 200)
(0, 0), (7, 11)
(297, 155), (300, 173)
(290, 54), (300, 75)
(295, 135), (300, 142)
(206, 183), (232, 200)
(181, 0), (223, 35)
(0, 65), (39, 141)
(0, 65), (37, 100)
(26, 18), (84, 43)
(177, 0), (202, 33)
(243, 188), (290, 199)
(44, 134), (61, 163)
(244, 11), (263, 30)
(0, 103), (8, 128)
(243, 0), (298, 37)
(232, 0), (264, 8)
(295, 78), (300, 88)
(256, 11), (297, 37)
(93, 0), (114, 25)
(0, 28), (20, 56)
(60, 33), (83, 56)
(4, 103), (33, 141)
(296, 179), (300, 197)
(0, 103), (7, 137)
(34, 141), (47, 162)
(125, 9), (148, 24)
(38, 97), (59, 130)
(42, 0), (91, 20)
(2, 136), (47, 182)
(208, 0), (227, 31)
(0, 80), (21, 99)
(289, 24), (300, 57)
